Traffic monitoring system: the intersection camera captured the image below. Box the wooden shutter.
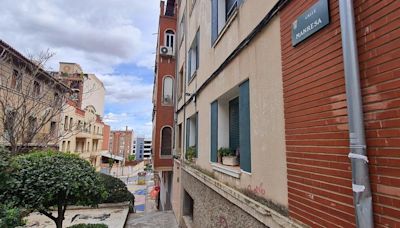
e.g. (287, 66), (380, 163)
(229, 97), (240, 152)
(211, 101), (218, 162)
(239, 80), (251, 172)
(211, 0), (218, 44)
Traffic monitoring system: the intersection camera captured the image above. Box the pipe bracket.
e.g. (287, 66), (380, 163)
(348, 153), (369, 163)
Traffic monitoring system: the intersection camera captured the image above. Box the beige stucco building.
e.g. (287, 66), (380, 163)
(82, 74), (105, 117)
(55, 62), (107, 169)
(172, 0), (300, 227)
(59, 101), (106, 169)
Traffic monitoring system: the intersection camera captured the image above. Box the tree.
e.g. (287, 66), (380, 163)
(2, 151), (106, 228)
(0, 45), (71, 154)
(0, 44), (98, 154)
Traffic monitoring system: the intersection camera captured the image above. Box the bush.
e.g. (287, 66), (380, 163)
(99, 173), (135, 211)
(0, 203), (26, 228)
(3, 151), (106, 228)
(68, 224), (108, 228)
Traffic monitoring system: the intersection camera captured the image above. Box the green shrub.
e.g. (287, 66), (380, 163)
(99, 173), (135, 211)
(186, 146), (197, 161)
(128, 154), (135, 161)
(3, 151), (106, 228)
(0, 204), (26, 228)
(218, 147), (233, 157)
(68, 224), (108, 228)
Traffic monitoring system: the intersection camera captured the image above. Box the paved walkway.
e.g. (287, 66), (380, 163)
(124, 211), (178, 228)
(124, 172), (178, 228)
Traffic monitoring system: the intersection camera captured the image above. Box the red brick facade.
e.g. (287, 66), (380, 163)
(152, 0), (176, 170)
(280, 0), (400, 226)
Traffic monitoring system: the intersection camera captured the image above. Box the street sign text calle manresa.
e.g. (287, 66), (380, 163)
(292, 0), (330, 46)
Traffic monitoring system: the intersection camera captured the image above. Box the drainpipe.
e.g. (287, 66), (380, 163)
(338, 1), (373, 227)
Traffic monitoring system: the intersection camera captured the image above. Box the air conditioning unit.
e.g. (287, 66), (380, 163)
(160, 46), (173, 56)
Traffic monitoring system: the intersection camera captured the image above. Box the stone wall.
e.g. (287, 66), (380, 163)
(181, 169), (266, 228)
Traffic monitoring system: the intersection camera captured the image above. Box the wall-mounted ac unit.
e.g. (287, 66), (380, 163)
(160, 46), (173, 56)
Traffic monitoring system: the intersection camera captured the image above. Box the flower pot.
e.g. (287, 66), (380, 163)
(222, 156), (238, 166)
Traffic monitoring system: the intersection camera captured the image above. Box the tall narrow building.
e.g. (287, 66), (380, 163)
(152, 0), (177, 211)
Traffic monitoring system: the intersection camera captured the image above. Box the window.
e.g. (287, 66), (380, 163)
(165, 30), (175, 51)
(61, 141), (66, 152)
(4, 110), (16, 139)
(211, 0), (238, 44)
(28, 117), (37, 137)
(210, 80), (251, 172)
(69, 117), (73, 131)
(229, 97), (240, 152)
(183, 190), (194, 221)
(178, 66), (184, 100)
(186, 113), (198, 157)
(188, 30), (199, 81)
(179, 12), (185, 46)
(50, 121), (57, 137)
(64, 116), (68, 131)
(161, 126), (172, 156)
(33, 81), (41, 97)
(67, 141), (70, 151)
(11, 70), (22, 91)
(54, 92), (61, 105)
(163, 76), (174, 105)
(176, 123), (183, 156)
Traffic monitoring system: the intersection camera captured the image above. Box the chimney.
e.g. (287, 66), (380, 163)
(160, 1), (165, 16)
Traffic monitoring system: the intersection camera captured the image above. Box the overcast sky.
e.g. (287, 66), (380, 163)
(0, 0), (159, 137)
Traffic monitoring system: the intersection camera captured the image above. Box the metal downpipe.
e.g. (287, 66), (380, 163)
(338, 0), (373, 227)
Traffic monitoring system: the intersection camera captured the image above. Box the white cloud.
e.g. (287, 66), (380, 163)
(97, 74), (153, 104)
(0, 0), (159, 138)
(0, 0), (159, 72)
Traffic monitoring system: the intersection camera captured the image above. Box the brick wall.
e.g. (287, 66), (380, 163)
(280, 0), (400, 227)
(153, 2), (176, 170)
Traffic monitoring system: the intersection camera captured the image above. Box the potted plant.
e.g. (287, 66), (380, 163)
(186, 146), (197, 162)
(219, 147), (239, 166)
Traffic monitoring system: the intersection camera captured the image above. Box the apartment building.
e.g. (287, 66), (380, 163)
(55, 62), (105, 117)
(133, 137), (152, 160)
(171, 0), (400, 227)
(152, 0), (177, 212)
(0, 40), (70, 153)
(109, 127), (134, 162)
(59, 101), (106, 168)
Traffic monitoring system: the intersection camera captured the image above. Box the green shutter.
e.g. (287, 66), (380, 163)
(239, 80), (251, 172)
(211, 101), (218, 162)
(186, 118), (190, 151)
(211, 0), (218, 44)
(229, 97), (240, 152)
(195, 113), (198, 157)
(196, 31), (199, 70)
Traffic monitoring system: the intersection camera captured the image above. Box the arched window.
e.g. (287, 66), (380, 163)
(165, 30), (175, 50)
(161, 126), (172, 156)
(163, 76), (173, 104)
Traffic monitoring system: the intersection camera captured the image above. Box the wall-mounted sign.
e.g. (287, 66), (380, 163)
(292, 0), (330, 46)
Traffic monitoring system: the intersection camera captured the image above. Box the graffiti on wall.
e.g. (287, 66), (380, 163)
(247, 182), (266, 196)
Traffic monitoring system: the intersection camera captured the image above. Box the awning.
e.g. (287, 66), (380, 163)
(100, 151), (124, 161)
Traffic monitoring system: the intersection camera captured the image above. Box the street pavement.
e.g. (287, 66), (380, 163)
(124, 170), (178, 228)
